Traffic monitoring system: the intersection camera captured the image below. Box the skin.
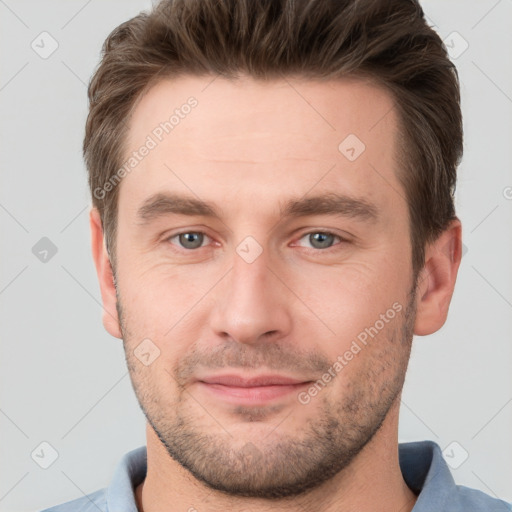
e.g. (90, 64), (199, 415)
(90, 74), (462, 512)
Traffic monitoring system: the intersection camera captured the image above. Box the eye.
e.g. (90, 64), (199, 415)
(164, 230), (346, 253)
(296, 231), (344, 250)
(167, 231), (211, 250)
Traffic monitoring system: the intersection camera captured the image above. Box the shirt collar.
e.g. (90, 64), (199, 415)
(399, 440), (456, 509)
(106, 444), (146, 512)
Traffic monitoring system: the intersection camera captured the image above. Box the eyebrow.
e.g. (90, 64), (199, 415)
(136, 191), (379, 225)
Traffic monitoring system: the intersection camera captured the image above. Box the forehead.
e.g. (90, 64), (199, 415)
(120, 74), (403, 218)
(128, 74), (397, 152)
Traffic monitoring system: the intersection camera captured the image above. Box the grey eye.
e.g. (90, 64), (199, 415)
(307, 232), (337, 249)
(178, 232), (205, 249)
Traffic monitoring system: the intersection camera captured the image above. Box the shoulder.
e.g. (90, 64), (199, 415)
(448, 485), (512, 511)
(39, 488), (107, 512)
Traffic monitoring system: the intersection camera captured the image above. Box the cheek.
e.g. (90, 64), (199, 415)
(292, 257), (406, 332)
(117, 271), (216, 376)
(117, 255), (214, 320)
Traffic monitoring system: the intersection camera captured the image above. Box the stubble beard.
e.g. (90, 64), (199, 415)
(117, 280), (417, 499)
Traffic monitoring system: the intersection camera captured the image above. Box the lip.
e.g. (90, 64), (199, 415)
(196, 374), (312, 405)
(199, 374), (309, 387)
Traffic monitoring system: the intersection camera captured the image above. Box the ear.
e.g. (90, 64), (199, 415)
(413, 218), (462, 336)
(90, 207), (122, 339)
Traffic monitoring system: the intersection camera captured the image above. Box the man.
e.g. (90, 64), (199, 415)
(43, 0), (511, 510)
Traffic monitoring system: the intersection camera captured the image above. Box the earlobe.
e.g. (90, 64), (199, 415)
(89, 207), (122, 339)
(413, 219), (462, 336)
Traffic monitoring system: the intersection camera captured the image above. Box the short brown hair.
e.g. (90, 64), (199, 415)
(84, 0), (462, 279)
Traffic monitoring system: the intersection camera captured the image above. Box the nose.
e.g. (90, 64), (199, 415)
(209, 244), (292, 346)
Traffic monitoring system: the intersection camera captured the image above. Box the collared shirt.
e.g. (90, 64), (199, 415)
(41, 440), (511, 511)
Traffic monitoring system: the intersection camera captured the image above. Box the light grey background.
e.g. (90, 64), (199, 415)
(1, 1), (511, 510)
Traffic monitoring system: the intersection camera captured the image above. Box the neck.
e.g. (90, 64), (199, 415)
(135, 400), (417, 512)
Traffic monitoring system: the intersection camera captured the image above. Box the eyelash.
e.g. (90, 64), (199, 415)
(164, 230), (348, 253)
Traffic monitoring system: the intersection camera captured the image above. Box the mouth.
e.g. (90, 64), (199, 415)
(196, 374), (313, 405)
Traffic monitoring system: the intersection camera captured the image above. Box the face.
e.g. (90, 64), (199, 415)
(112, 75), (418, 498)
